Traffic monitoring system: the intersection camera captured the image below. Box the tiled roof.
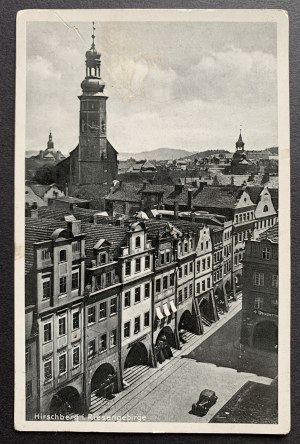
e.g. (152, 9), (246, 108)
(212, 173), (251, 186)
(245, 186), (263, 204)
(258, 223), (278, 243)
(38, 207), (99, 223)
(106, 183), (143, 203)
(191, 186), (244, 209)
(82, 222), (127, 263)
(25, 218), (68, 274)
(29, 184), (50, 198)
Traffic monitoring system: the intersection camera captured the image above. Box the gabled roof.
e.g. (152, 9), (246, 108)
(105, 183), (142, 203)
(191, 186), (245, 210)
(245, 186), (264, 204)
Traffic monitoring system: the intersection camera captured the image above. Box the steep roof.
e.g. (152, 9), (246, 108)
(191, 186), (245, 209)
(38, 206), (99, 223)
(245, 186), (264, 204)
(106, 183), (142, 203)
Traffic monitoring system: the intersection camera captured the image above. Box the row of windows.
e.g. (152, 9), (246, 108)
(123, 312), (150, 339)
(178, 262), (193, 279)
(178, 284), (193, 303)
(94, 271), (117, 291)
(42, 270), (79, 299)
(43, 310), (80, 343)
(87, 298), (117, 325)
(214, 251), (223, 263)
(223, 245), (232, 257)
(255, 218), (276, 230)
(253, 272), (278, 288)
(88, 329), (117, 358)
(234, 230), (252, 245)
(234, 252), (244, 266)
(235, 211), (255, 224)
(224, 231), (232, 241)
(251, 245), (274, 260)
(155, 273), (175, 293)
(158, 250), (173, 266)
(125, 255), (150, 276)
(213, 269), (223, 282)
(178, 239), (194, 255)
(223, 260), (232, 275)
(124, 283), (150, 307)
(43, 346), (80, 383)
(196, 278), (211, 294)
(196, 257), (211, 274)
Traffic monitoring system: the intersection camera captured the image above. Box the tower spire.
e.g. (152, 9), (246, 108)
(91, 21), (96, 49)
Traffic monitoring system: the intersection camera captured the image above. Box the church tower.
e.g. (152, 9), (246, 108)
(77, 23), (118, 185)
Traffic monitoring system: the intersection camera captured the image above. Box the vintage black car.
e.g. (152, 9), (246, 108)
(192, 389), (218, 416)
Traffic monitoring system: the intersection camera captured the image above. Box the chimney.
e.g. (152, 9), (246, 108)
(174, 201), (179, 220)
(115, 217), (124, 228)
(198, 181), (207, 192)
(188, 189), (193, 210)
(68, 220), (81, 236)
(31, 202), (39, 219)
(261, 172), (270, 185)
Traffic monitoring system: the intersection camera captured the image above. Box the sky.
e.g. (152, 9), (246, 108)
(26, 20), (278, 155)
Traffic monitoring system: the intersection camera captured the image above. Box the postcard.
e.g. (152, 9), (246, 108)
(15, 8), (290, 433)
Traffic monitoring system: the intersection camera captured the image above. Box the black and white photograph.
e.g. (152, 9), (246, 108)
(15, 9), (290, 433)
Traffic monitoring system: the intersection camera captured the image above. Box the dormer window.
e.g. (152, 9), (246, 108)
(99, 253), (107, 265)
(135, 236), (141, 249)
(59, 250), (66, 262)
(263, 205), (269, 212)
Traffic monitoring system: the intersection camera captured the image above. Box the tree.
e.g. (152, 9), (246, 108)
(33, 164), (57, 184)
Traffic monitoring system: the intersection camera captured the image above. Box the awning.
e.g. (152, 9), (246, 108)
(163, 304), (171, 317)
(170, 300), (177, 313)
(156, 307), (164, 320)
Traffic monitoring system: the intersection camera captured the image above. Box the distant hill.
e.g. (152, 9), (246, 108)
(179, 149), (231, 162)
(118, 148), (196, 161)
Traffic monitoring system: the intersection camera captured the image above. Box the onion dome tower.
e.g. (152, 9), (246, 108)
(77, 22), (113, 184)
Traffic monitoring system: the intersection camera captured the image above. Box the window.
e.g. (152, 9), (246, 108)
(178, 267), (182, 278)
(58, 353), (67, 375)
(184, 287), (188, 300)
(99, 302), (107, 320)
(124, 291), (131, 307)
(243, 213), (246, 222)
(134, 316), (141, 334)
(124, 321), (130, 338)
(160, 253), (165, 265)
(254, 296), (263, 309)
(41, 248), (51, 260)
(99, 253), (106, 264)
(72, 271), (79, 290)
(189, 284), (193, 296)
(263, 205), (269, 212)
(202, 259), (206, 270)
(144, 283), (150, 298)
(156, 279), (161, 293)
(166, 252), (170, 263)
(196, 282), (200, 294)
(125, 261), (131, 276)
(144, 311), (150, 327)
(190, 239), (193, 249)
(44, 360), (53, 382)
(72, 347), (80, 367)
(59, 250), (66, 262)
(254, 272), (265, 287)
(189, 262), (193, 273)
(135, 258), (141, 272)
(262, 247), (271, 260)
(72, 242), (80, 253)
(145, 255), (150, 269)
(42, 278), (51, 299)
(110, 297), (117, 315)
(59, 276), (67, 294)
(72, 311), (80, 330)
(58, 316), (66, 336)
(99, 334), (107, 353)
(196, 261), (200, 273)
(26, 381), (32, 399)
(163, 276), (168, 289)
(201, 242), (204, 251)
(170, 273), (175, 286)
(184, 265), (188, 276)
(206, 241), (209, 249)
(88, 306), (96, 324)
(26, 346), (31, 370)
(88, 339), (96, 358)
(135, 236), (141, 248)
(178, 290), (183, 303)
(207, 278), (211, 288)
(107, 330), (116, 350)
(272, 274), (278, 289)
(207, 257), (211, 268)
(184, 242), (188, 253)
(135, 287), (141, 303)
(202, 281), (205, 292)
(43, 322), (52, 342)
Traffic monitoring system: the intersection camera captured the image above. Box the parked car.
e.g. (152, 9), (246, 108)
(192, 389), (218, 416)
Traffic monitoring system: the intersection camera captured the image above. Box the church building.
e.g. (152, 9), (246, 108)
(56, 24), (118, 187)
(225, 131), (257, 175)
